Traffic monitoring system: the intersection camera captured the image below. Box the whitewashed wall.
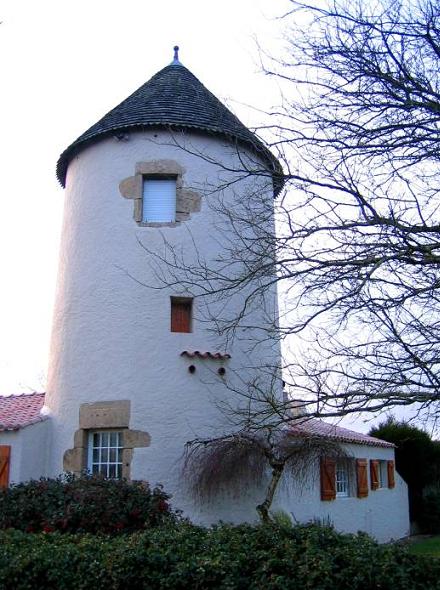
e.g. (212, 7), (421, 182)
(46, 129), (281, 522)
(44, 128), (409, 541)
(0, 418), (409, 542)
(0, 420), (50, 484)
(273, 443), (409, 543)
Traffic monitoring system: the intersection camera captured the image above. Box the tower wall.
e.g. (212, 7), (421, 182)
(46, 129), (281, 522)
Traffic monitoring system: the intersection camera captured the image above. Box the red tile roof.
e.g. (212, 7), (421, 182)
(181, 350), (231, 360)
(0, 392), (47, 431)
(289, 417), (394, 448)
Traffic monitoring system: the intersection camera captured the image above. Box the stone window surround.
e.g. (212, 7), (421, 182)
(63, 400), (151, 479)
(119, 159), (201, 227)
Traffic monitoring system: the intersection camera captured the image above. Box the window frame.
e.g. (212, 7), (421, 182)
(378, 460), (388, 489)
(335, 461), (350, 497)
(87, 430), (124, 479)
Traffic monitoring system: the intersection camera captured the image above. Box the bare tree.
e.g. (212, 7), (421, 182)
(183, 426), (343, 523)
(148, 0), (440, 422)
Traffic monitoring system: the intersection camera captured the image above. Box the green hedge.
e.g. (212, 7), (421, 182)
(1, 523), (439, 590)
(0, 474), (176, 534)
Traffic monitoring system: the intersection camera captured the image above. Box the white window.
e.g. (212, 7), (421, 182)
(378, 460), (387, 488)
(88, 431), (123, 478)
(142, 178), (176, 222)
(336, 462), (349, 497)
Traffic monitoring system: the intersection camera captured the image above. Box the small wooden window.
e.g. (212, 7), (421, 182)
(171, 297), (193, 333)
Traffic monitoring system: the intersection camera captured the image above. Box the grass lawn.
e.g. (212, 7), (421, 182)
(408, 536), (440, 557)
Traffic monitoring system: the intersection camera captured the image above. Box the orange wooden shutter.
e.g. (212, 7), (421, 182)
(320, 457), (336, 501)
(387, 460), (395, 489)
(0, 446), (11, 489)
(370, 460), (379, 490)
(356, 459), (368, 498)
(171, 299), (192, 333)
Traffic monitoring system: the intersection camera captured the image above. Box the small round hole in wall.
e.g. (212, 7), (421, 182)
(218, 367), (226, 376)
(188, 365), (196, 374)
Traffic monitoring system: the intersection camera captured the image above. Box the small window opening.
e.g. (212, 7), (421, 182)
(336, 461), (349, 497)
(88, 431), (123, 479)
(171, 297), (193, 333)
(142, 177), (176, 223)
(378, 460), (388, 488)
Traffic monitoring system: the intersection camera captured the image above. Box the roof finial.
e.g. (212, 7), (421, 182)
(171, 45), (182, 65)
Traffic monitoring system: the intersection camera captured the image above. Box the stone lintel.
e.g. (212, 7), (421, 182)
(79, 400), (130, 430)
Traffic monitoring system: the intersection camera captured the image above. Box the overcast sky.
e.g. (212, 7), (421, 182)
(0, 0), (292, 392)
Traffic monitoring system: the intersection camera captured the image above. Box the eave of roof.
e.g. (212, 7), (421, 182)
(56, 61), (284, 194)
(0, 392), (47, 432)
(289, 417), (395, 448)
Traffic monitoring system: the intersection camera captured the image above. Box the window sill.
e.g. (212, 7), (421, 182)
(138, 221), (181, 228)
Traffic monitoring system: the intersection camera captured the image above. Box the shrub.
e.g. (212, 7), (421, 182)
(419, 488), (440, 533)
(369, 416), (440, 523)
(0, 523), (439, 590)
(0, 474), (176, 534)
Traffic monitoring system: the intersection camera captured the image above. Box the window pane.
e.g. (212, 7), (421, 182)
(89, 431), (123, 479)
(379, 461), (387, 487)
(336, 463), (349, 496)
(143, 179), (176, 222)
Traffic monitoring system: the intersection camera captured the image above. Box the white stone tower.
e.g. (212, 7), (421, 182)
(46, 48), (282, 522)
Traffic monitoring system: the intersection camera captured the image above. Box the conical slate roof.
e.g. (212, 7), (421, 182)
(56, 55), (283, 192)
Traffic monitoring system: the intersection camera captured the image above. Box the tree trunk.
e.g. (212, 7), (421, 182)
(256, 462), (285, 524)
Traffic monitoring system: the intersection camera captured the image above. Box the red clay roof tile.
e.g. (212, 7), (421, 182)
(181, 350), (231, 360)
(289, 417), (394, 448)
(0, 392), (47, 431)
